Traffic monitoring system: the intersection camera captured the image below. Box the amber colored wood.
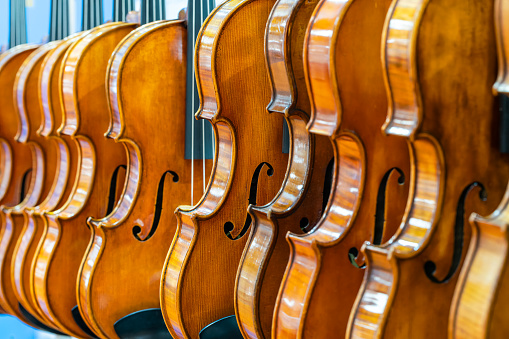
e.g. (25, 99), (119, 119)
(347, 0), (509, 337)
(76, 20), (212, 339)
(233, 0), (334, 338)
(449, 0), (509, 338)
(160, 0), (291, 337)
(0, 44), (40, 325)
(271, 0), (411, 337)
(31, 23), (136, 338)
(11, 35), (86, 331)
(6, 41), (71, 331)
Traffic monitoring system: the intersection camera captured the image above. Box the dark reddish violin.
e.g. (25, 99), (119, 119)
(347, 0), (509, 337)
(449, 0), (509, 337)
(234, 0), (334, 337)
(272, 0), (409, 337)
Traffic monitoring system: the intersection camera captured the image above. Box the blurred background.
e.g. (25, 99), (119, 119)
(0, 0), (188, 51)
(0, 0), (186, 337)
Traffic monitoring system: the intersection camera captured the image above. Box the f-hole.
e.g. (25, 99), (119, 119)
(106, 165), (127, 215)
(224, 162), (274, 240)
(348, 167), (405, 268)
(424, 181), (487, 283)
(133, 170), (179, 242)
(300, 158), (334, 234)
(20, 169), (32, 203)
(322, 158), (334, 214)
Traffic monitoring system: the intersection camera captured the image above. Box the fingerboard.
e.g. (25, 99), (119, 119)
(184, 0), (216, 160)
(82, 0), (103, 30)
(141, 0), (165, 25)
(114, 0), (135, 22)
(9, 0), (27, 47)
(49, 0), (69, 41)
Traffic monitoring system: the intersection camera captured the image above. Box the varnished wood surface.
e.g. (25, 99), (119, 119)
(234, 0), (333, 337)
(160, 0), (291, 337)
(27, 34), (84, 329)
(347, 0), (509, 337)
(0, 44), (40, 325)
(77, 20), (212, 339)
(9, 41), (67, 331)
(449, 0), (509, 337)
(31, 22), (136, 338)
(272, 0), (410, 337)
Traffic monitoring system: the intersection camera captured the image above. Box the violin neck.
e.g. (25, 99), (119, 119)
(184, 0), (215, 160)
(82, 0), (103, 30)
(140, 0), (165, 25)
(9, 0), (27, 47)
(113, 0), (135, 22)
(49, 0), (70, 41)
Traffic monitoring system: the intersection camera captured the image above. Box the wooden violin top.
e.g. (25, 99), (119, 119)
(0, 43), (39, 325)
(77, 19), (211, 339)
(234, 0), (334, 337)
(348, 0), (509, 337)
(160, 0), (291, 337)
(31, 22), (135, 338)
(450, 0), (509, 337)
(272, 0), (410, 337)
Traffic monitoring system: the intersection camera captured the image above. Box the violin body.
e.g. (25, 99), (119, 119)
(0, 44), (40, 325)
(32, 23), (135, 338)
(450, 0), (509, 337)
(271, 0), (410, 337)
(234, 0), (334, 337)
(77, 20), (211, 339)
(160, 0), (290, 337)
(24, 35), (84, 329)
(9, 41), (70, 330)
(347, 0), (509, 337)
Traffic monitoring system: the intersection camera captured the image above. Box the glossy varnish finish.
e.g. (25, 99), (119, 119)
(160, 0), (290, 337)
(272, 0), (409, 337)
(347, 0), (509, 337)
(234, 0), (333, 337)
(77, 20), (211, 339)
(32, 23), (135, 338)
(23, 35), (84, 329)
(0, 44), (39, 325)
(449, 0), (509, 337)
(9, 41), (66, 330)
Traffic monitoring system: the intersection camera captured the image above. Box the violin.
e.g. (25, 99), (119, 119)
(0, 44), (39, 325)
(347, 0), (509, 337)
(450, 0), (509, 337)
(272, 0), (410, 337)
(13, 35), (85, 332)
(31, 23), (135, 338)
(160, 0), (291, 337)
(234, 0), (334, 337)
(77, 12), (211, 339)
(7, 41), (67, 332)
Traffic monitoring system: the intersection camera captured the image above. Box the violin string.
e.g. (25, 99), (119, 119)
(190, 0), (196, 205)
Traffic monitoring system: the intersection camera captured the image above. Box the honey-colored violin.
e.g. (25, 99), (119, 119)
(347, 0), (509, 337)
(21, 34), (85, 332)
(160, 0), (292, 337)
(0, 44), (40, 325)
(272, 0), (410, 337)
(449, 0), (509, 337)
(31, 22), (135, 338)
(8, 41), (71, 333)
(234, 0), (334, 337)
(77, 12), (211, 339)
